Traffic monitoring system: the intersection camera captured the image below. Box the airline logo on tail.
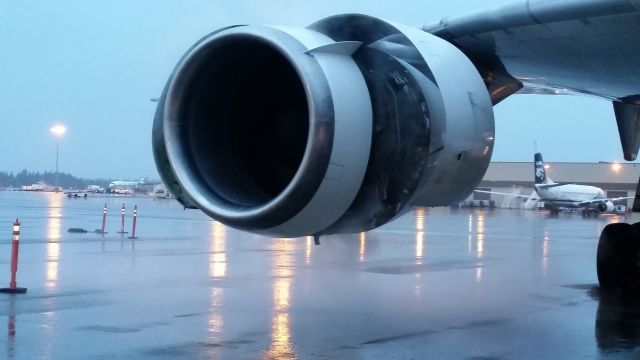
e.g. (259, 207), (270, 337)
(534, 153), (546, 184)
(534, 152), (556, 186)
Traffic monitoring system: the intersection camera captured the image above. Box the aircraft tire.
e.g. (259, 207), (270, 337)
(597, 223), (640, 291)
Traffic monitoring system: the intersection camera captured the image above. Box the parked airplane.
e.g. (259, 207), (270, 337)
(108, 178), (144, 190)
(151, 1), (640, 290)
(475, 153), (631, 213)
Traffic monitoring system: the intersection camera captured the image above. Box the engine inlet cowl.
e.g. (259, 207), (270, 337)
(153, 25), (372, 237)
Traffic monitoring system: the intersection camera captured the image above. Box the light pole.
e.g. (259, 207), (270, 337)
(49, 124), (66, 192)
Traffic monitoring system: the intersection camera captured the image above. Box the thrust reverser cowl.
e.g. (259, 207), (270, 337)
(152, 14), (495, 237)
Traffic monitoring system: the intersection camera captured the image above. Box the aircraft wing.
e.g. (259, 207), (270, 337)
(474, 190), (535, 199)
(424, 0), (640, 105)
(578, 197), (635, 206)
(610, 196), (636, 202)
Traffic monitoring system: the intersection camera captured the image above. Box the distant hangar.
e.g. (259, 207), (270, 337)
(471, 162), (640, 208)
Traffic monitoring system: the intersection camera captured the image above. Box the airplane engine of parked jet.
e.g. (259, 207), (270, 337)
(598, 201), (615, 213)
(152, 14), (494, 237)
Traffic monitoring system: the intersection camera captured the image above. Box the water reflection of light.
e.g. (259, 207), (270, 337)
(416, 208), (425, 231)
(208, 287), (224, 335)
(46, 243), (60, 262)
(272, 240), (293, 310)
(274, 276), (291, 312)
(209, 221), (226, 279)
(468, 215), (473, 253)
(208, 221), (226, 342)
(46, 260), (59, 287)
(42, 310), (57, 358)
(46, 193), (62, 290)
(416, 232), (424, 262)
(359, 232), (366, 263)
(305, 236), (313, 265)
(414, 272), (422, 298)
(266, 239), (296, 360)
(542, 230), (549, 275)
(475, 267), (483, 282)
(270, 313), (293, 359)
(476, 212), (485, 259)
(208, 311), (223, 336)
(415, 208), (425, 262)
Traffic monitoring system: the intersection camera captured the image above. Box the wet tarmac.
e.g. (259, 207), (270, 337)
(1, 191), (640, 359)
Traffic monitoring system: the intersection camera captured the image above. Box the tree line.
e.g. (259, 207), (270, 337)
(0, 170), (114, 190)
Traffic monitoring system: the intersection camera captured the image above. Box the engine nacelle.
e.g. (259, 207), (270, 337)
(153, 14), (495, 237)
(599, 201), (615, 213)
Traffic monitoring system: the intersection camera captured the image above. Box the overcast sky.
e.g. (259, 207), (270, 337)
(0, 0), (628, 179)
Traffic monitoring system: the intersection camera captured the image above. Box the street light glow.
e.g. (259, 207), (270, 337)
(50, 124), (67, 138)
(611, 162), (622, 173)
(50, 123), (67, 192)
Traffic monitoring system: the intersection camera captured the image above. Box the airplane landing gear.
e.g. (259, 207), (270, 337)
(599, 99), (640, 291)
(582, 208), (601, 218)
(597, 223), (640, 291)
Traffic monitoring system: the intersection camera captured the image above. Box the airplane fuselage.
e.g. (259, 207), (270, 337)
(535, 184), (605, 208)
(108, 181), (140, 189)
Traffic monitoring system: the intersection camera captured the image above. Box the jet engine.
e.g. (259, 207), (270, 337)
(153, 14), (495, 237)
(599, 201), (615, 213)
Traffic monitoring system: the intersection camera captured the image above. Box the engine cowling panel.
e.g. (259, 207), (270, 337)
(153, 14), (495, 237)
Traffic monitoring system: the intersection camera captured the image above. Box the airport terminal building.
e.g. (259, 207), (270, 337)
(470, 161), (640, 208)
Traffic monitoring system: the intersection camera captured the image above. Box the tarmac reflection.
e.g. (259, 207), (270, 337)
(476, 211), (485, 259)
(474, 211), (485, 282)
(415, 208), (425, 262)
(359, 232), (366, 263)
(305, 236), (313, 265)
(4, 192), (637, 359)
(208, 221), (226, 341)
(45, 193), (62, 291)
(593, 287), (640, 351)
(208, 288), (224, 335)
(209, 221), (226, 279)
(542, 230), (549, 275)
(467, 214), (473, 253)
(6, 295), (16, 360)
(415, 208), (425, 298)
(265, 239), (296, 360)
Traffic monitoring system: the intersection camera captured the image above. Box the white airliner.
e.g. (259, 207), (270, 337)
(108, 178), (145, 190)
(476, 153), (630, 213)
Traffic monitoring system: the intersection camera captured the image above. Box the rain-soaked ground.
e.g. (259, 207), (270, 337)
(1, 191), (640, 359)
